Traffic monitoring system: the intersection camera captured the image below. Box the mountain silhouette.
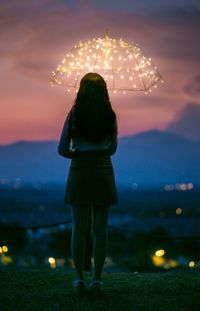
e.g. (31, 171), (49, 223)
(0, 129), (200, 188)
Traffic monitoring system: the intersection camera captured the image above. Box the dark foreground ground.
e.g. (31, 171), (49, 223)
(0, 269), (200, 311)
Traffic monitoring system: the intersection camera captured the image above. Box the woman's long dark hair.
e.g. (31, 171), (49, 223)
(69, 72), (118, 143)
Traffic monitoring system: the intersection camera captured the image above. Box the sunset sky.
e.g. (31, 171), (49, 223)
(1, 0), (200, 144)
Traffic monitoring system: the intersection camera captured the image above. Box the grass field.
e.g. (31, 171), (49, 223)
(1, 268), (200, 311)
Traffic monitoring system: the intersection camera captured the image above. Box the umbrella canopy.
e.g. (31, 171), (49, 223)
(51, 32), (163, 94)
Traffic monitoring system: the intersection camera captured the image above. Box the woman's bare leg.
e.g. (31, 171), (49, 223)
(71, 205), (90, 280)
(92, 205), (110, 281)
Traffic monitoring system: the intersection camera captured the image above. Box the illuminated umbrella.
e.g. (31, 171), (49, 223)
(51, 32), (163, 94)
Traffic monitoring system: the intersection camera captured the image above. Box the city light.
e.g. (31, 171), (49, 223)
(152, 249), (166, 266)
(188, 261), (195, 268)
(2, 246), (8, 252)
(152, 250), (181, 269)
(164, 183), (194, 191)
(48, 257), (56, 269)
(0, 245), (8, 253)
(187, 183), (194, 190)
(176, 208), (183, 215)
(155, 249), (165, 257)
(152, 255), (165, 266)
(0, 245), (12, 266)
(163, 259), (178, 269)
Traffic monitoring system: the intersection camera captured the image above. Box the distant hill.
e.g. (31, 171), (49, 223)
(0, 129), (200, 188)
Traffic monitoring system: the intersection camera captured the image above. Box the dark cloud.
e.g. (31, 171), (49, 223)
(166, 102), (200, 141)
(184, 74), (200, 96)
(87, 0), (200, 16)
(153, 6), (200, 25)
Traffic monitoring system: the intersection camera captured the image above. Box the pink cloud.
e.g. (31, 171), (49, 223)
(0, 0), (200, 144)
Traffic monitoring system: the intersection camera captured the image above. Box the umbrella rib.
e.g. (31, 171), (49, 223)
(135, 57), (147, 91)
(93, 47), (99, 72)
(74, 71), (80, 88)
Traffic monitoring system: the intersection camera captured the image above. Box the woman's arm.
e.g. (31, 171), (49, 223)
(108, 132), (118, 155)
(57, 111), (75, 159)
(107, 121), (118, 156)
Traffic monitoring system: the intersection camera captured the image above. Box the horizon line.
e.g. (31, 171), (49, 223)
(0, 129), (196, 146)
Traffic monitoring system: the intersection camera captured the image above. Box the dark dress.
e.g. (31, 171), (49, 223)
(64, 150), (118, 205)
(57, 111), (118, 206)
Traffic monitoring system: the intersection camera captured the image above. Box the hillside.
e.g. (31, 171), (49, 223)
(0, 269), (199, 311)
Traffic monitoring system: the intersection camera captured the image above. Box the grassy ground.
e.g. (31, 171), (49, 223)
(0, 268), (200, 311)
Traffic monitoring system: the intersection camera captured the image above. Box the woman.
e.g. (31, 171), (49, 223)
(57, 72), (118, 291)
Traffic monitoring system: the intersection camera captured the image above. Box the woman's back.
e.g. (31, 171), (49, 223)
(57, 72), (118, 290)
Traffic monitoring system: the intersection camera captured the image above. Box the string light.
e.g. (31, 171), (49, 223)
(51, 32), (163, 94)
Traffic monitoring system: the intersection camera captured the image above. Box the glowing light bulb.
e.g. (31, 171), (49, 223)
(189, 261), (195, 268)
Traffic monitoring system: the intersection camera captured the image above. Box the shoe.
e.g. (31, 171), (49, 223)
(72, 279), (87, 294)
(89, 280), (103, 291)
